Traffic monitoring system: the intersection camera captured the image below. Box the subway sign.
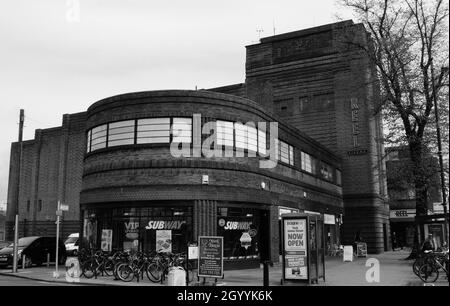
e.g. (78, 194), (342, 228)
(145, 220), (186, 230)
(218, 218), (252, 230)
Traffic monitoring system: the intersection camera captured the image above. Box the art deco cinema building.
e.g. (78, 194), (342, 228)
(6, 20), (389, 267)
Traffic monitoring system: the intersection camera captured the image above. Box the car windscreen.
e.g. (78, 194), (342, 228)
(65, 237), (78, 244)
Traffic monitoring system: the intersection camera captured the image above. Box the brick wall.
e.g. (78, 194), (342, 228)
(211, 21), (389, 253)
(6, 113), (86, 240)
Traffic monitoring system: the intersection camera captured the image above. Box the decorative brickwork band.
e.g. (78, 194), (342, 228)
(193, 199), (217, 239)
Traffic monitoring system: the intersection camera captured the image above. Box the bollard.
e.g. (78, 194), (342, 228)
(47, 253), (50, 268)
(22, 255), (26, 269)
(263, 261), (272, 286)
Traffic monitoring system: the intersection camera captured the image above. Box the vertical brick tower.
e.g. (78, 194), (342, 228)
(243, 21), (389, 253)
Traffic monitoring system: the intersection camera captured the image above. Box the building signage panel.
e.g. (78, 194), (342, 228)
(145, 220), (186, 230)
(188, 244), (199, 260)
(390, 209), (416, 219)
(279, 207), (300, 219)
(101, 229), (113, 252)
(198, 236), (223, 278)
(217, 218), (252, 231)
(156, 230), (172, 253)
(324, 214), (335, 225)
(283, 218), (308, 280)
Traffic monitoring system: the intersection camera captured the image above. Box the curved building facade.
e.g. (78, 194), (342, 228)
(6, 21), (390, 263)
(80, 90), (343, 266)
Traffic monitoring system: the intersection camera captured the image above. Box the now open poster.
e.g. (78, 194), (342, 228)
(283, 218), (308, 280)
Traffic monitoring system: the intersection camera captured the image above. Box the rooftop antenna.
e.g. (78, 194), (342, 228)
(256, 27), (264, 41)
(273, 19), (276, 36)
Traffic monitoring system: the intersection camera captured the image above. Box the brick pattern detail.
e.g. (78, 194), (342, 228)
(193, 200), (217, 238)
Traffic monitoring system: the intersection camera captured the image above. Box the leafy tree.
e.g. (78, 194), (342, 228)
(338, 0), (449, 257)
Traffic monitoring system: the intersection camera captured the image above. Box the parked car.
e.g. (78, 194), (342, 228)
(0, 236), (66, 268)
(0, 241), (12, 250)
(64, 233), (79, 256)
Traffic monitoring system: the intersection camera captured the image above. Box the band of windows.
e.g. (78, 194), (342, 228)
(86, 117), (341, 185)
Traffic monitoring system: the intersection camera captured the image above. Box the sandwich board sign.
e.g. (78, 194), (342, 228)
(343, 245), (353, 262)
(198, 236), (223, 279)
(356, 242), (367, 258)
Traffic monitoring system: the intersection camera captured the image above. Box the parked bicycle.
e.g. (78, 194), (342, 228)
(418, 250), (449, 283)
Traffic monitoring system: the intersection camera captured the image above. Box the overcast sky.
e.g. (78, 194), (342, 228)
(0, 0), (353, 208)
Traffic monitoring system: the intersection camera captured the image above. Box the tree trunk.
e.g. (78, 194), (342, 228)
(406, 140), (428, 260)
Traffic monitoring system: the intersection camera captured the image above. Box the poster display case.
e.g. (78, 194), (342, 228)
(281, 213), (326, 285)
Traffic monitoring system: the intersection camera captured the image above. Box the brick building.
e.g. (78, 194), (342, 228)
(212, 20), (389, 253)
(386, 146), (443, 248)
(6, 20), (389, 265)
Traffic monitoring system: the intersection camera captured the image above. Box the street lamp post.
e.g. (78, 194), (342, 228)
(12, 109), (24, 273)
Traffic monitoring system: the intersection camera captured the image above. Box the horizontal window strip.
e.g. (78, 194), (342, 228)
(137, 137), (170, 144)
(137, 130), (170, 138)
(108, 133), (134, 141)
(108, 139), (135, 147)
(109, 120), (134, 129)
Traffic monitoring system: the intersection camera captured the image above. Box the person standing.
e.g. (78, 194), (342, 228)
(392, 232), (398, 251)
(421, 234), (436, 252)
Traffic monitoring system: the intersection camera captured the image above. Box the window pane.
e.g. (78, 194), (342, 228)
(258, 129), (266, 155)
(301, 151), (313, 173)
(86, 130), (91, 153)
(137, 137), (170, 144)
(90, 124), (107, 151)
(235, 123), (247, 149)
(217, 121), (234, 147)
(108, 120), (135, 147)
(321, 162), (334, 181)
(172, 118), (192, 143)
(280, 141), (289, 164)
(137, 118), (170, 143)
(91, 124), (107, 135)
(289, 146), (294, 166)
(108, 139), (134, 147)
(247, 126), (257, 152)
(91, 142), (106, 151)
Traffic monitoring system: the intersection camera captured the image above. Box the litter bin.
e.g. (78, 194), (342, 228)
(167, 266), (187, 286)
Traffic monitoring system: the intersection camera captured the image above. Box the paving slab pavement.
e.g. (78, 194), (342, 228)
(0, 250), (448, 286)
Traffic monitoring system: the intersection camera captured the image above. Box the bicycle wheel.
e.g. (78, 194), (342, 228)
(82, 259), (96, 279)
(418, 263), (439, 283)
(104, 259), (115, 277)
(147, 262), (163, 283)
(117, 263), (134, 282)
(413, 258), (423, 276)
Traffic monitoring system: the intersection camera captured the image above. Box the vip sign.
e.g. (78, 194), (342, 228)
(124, 222), (139, 240)
(145, 221), (186, 230)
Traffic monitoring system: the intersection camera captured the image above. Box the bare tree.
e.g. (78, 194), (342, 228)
(338, 0), (449, 257)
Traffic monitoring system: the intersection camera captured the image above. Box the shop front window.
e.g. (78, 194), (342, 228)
(81, 205), (193, 254)
(217, 207), (261, 260)
(140, 207), (193, 254)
